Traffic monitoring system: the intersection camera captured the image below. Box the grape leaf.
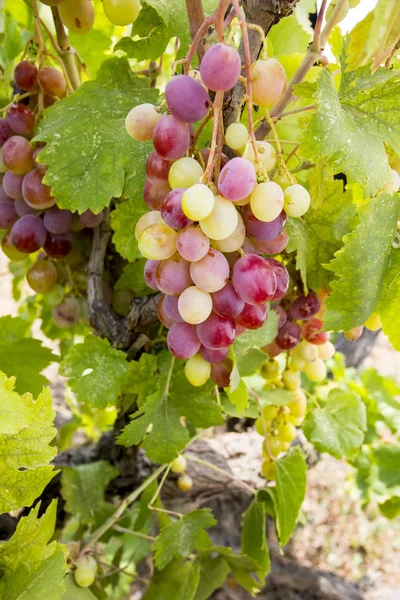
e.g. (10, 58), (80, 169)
(377, 246), (400, 350)
(61, 574), (97, 600)
(0, 316), (57, 396)
(301, 68), (400, 195)
(153, 510), (216, 570)
(370, 444), (400, 501)
(323, 194), (398, 331)
(378, 497), (400, 520)
(224, 379), (249, 414)
(122, 353), (158, 406)
(61, 461), (119, 526)
(194, 555), (230, 600)
(304, 388), (367, 459)
(118, 355), (223, 463)
(244, 374), (297, 407)
(0, 373), (57, 512)
(268, 15), (311, 56)
(209, 547), (263, 595)
(34, 57), (158, 213)
(115, 258), (152, 294)
(361, 369), (400, 432)
(59, 335), (129, 408)
(241, 498), (270, 581)
(144, 559), (200, 600)
(111, 199), (148, 261)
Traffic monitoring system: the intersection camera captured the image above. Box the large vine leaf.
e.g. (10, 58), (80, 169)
(241, 498), (270, 582)
(194, 555), (230, 600)
(323, 194), (398, 331)
(377, 246), (400, 350)
(304, 388), (367, 459)
(118, 354), (224, 463)
(34, 57), (158, 213)
(59, 335), (129, 408)
(301, 68), (400, 195)
(0, 373), (57, 512)
(111, 198), (148, 261)
(144, 559), (200, 600)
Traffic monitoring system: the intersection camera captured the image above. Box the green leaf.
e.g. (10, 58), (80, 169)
(304, 388), (367, 459)
(323, 195), (398, 331)
(61, 574), (97, 600)
(115, 258), (151, 294)
(241, 499), (270, 581)
(110, 199), (148, 261)
(268, 15), (311, 56)
(301, 68), (400, 195)
(61, 461), (119, 526)
(153, 510), (216, 570)
(361, 369), (400, 432)
(224, 379), (249, 414)
(144, 559), (200, 600)
(370, 444), (400, 501)
(118, 355), (223, 463)
(59, 335), (129, 408)
(0, 316), (56, 396)
(377, 246), (400, 350)
(210, 547), (263, 595)
(0, 374), (57, 512)
(123, 353), (158, 406)
(244, 374), (297, 407)
(378, 497), (400, 519)
(34, 57), (158, 213)
(194, 555), (229, 600)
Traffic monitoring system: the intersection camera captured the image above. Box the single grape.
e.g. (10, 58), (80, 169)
(103, 0), (141, 26)
(199, 195), (238, 241)
(344, 326), (364, 342)
(168, 157), (203, 189)
(10, 214), (46, 253)
(144, 259), (160, 290)
(236, 302), (267, 329)
(26, 259), (57, 293)
(138, 222), (177, 260)
(250, 181), (284, 223)
(255, 417), (268, 436)
(1, 230), (26, 261)
(177, 473), (193, 492)
(143, 179), (171, 210)
(38, 66), (67, 98)
(242, 205), (286, 241)
(218, 157), (256, 202)
(294, 339), (318, 362)
(277, 422), (296, 443)
(161, 189), (192, 230)
(244, 141), (276, 171)
(158, 296), (175, 328)
(52, 296), (81, 328)
(146, 151), (171, 185)
(79, 210), (104, 228)
(262, 405), (278, 421)
(14, 61), (38, 91)
(305, 358), (327, 382)
(260, 358), (280, 381)
(6, 103), (35, 136)
(200, 43), (241, 91)
(22, 169), (55, 209)
(288, 292), (320, 321)
(2, 136), (34, 174)
(43, 283), (64, 307)
(283, 184), (311, 217)
(232, 254), (277, 304)
(250, 229), (288, 255)
(2, 172), (24, 200)
(185, 354), (211, 386)
(282, 369), (300, 391)
(156, 254), (191, 296)
(288, 389), (307, 419)
(210, 358), (233, 387)
(274, 304), (287, 328)
(135, 211), (163, 240)
(265, 258), (289, 301)
(74, 566), (96, 588)
(166, 74), (211, 123)
(190, 248), (229, 293)
(44, 231), (73, 258)
(317, 340), (335, 360)
(0, 200), (18, 230)
(301, 317), (330, 345)
(0, 118), (12, 148)
(43, 206), (73, 234)
(261, 459), (276, 481)
(170, 455), (187, 474)
(59, 0), (95, 35)
(364, 312), (382, 331)
(177, 226), (210, 261)
(263, 436), (287, 458)
(14, 199), (37, 217)
(212, 282), (244, 319)
(211, 212), (245, 253)
(225, 123), (249, 150)
(163, 294), (185, 323)
(276, 320), (301, 350)
(125, 104), (161, 142)
(251, 59), (287, 105)
(181, 183), (214, 221)
(199, 345), (228, 364)
(167, 322), (201, 359)
(178, 286), (213, 324)
(196, 312), (235, 350)
(153, 115), (190, 161)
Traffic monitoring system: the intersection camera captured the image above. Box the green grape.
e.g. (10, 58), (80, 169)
(103, 0), (141, 26)
(317, 340), (335, 360)
(178, 286), (213, 324)
(135, 211), (163, 241)
(245, 141), (276, 171)
(184, 354), (211, 386)
(182, 184), (215, 221)
(177, 473), (193, 491)
(286, 413), (304, 426)
(27, 260), (57, 293)
(251, 59), (287, 106)
(138, 223), (177, 260)
(59, 0), (95, 35)
(43, 284), (64, 307)
(364, 312), (382, 331)
(295, 339), (318, 363)
(277, 422), (296, 443)
(287, 389), (307, 419)
(125, 104), (161, 142)
(263, 436), (286, 457)
(255, 417), (271, 436)
(262, 405), (278, 421)
(282, 369), (300, 391)
(199, 195), (238, 241)
(225, 123), (249, 151)
(211, 212), (245, 252)
(74, 555), (97, 588)
(305, 358), (327, 382)
(250, 182), (284, 223)
(289, 353), (306, 372)
(112, 289), (134, 316)
(170, 455), (187, 473)
(261, 459), (276, 480)
(283, 184), (311, 217)
(260, 359), (280, 381)
(168, 157), (204, 189)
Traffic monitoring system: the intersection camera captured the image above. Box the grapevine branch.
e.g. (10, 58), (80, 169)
(50, 6), (81, 90)
(185, 0), (208, 62)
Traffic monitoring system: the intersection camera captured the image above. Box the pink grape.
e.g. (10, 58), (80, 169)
(146, 151), (171, 184)
(164, 294), (185, 323)
(158, 296), (175, 328)
(52, 297), (81, 328)
(44, 231), (72, 258)
(144, 259), (160, 290)
(196, 312), (235, 349)
(232, 254), (277, 304)
(212, 282), (244, 318)
(265, 258), (289, 301)
(143, 179), (171, 210)
(125, 104), (161, 141)
(251, 229), (288, 254)
(218, 157), (256, 201)
(274, 305), (288, 328)
(6, 103), (35, 136)
(155, 254), (191, 295)
(10, 214), (46, 253)
(79, 209), (103, 228)
(2, 136), (34, 174)
(242, 205), (286, 241)
(0, 118), (12, 147)
(301, 318), (330, 345)
(0, 185), (10, 202)
(14, 60), (38, 91)
(22, 169), (55, 209)
(166, 75), (211, 123)
(176, 226), (210, 262)
(152, 115), (190, 161)
(161, 188), (192, 230)
(200, 43), (241, 91)
(14, 199), (37, 216)
(210, 358), (233, 387)
(276, 321), (301, 350)
(190, 248), (229, 293)
(167, 322), (201, 359)
(44, 206), (73, 234)
(2, 172), (24, 200)
(0, 200), (18, 229)
(288, 292), (320, 321)
(236, 302), (267, 329)
(199, 345), (229, 364)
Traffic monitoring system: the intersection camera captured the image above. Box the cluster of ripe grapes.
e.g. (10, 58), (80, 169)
(0, 60), (103, 328)
(127, 40), (313, 389)
(39, 0), (141, 32)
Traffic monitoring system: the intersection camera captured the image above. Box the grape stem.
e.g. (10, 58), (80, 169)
(185, 0), (208, 63)
(203, 90), (224, 183)
(183, 15), (215, 75)
(263, 108), (295, 184)
(249, 389), (275, 461)
(272, 104), (317, 120)
(50, 6), (81, 90)
(112, 525), (156, 541)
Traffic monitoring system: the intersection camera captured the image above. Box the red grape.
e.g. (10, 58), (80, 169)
(165, 75), (210, 123)
(196, 312), (235, 349)
(52, 297), (81, 328)
(146, 150), (171, 184)
(158, 296), (175, 328)
(199, 345), (229, 364)
(232, 254), (277, 304)
(155, 254), (191, 295)
(1, 230), (26, 261)
(44, 231), (72, 258)
(210, 358), (233, 387)
(22, 169), (55, 209)
(43, 206), (73, 234)
(212, 282), (244, 318)
(0, 200), (18, 229)
(144, 259), (160, 290)
(242, 205), (286, 241)
(276, 321), (301, 350)
(6, 103), (35, 136)
(79, 210), (103, 228)
(14, 61), (38, 91)
(301, 318), (330, 345)
(251, 228), (288, 255)
(0, 118), (12, 147)
(288, 292), (321, 321)
(10, 214), (46, 253)
(200, 43), (241, 91)
(274, 305), (287, 328)
(143, 179), (171, 210)
(190, 248), (229, 293)
(38, 66), (67, 98)
(236, 302), (267, 329)
(177, 226), (210, 262)
(218, 157), (256, 202)
(152, 115), (190, 161)
(163, 294), (185, 323)
(2, 136), (34, 174)
(33, 146), (47, 173)
(2, 172), (24, 200)
(14, 198), (37, 216)
(26, 259), (57, 293)
(161, 188), (192, 230)
(167, 322), (201, 359)
(265, 258), (289, 301)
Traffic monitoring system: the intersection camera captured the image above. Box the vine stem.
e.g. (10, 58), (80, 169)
(272, 104), (317, 120)
(183, 15), (215, 75)
(263, 108), (294, 183)
(50, 6), (81, 90)
(185, 0), (207, 63)
(203, 90), (224, 183)
(112, 525), (156, 541)
(249, 389), (275, 461)
(184, 454), (256, 495)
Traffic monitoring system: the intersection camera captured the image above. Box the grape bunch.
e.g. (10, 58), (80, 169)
(127, 39), (312, 389)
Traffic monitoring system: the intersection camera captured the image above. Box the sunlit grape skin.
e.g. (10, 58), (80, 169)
(178, 286), (213, 324)
(26, 259), (57, 293)
(6, 103), (35, 136)
(196, 312), (235, 350)
(190, 248), (229, 293)
(155, 254), (191, 296)
(59, 0), (95, 35)
(212, 282), (244, 319)
(236, 302), (267, 329)
(166, 75), (211, 123)
(126, 104), (161, 142)
(218, 157), (256, 202)
(242, 205), (286, 241)
(245, 141), (276, 171)
(10, 214), (47, 253)
(182, 184), (215, 221)
(200, 43), (241, 92)
(301, 317), (330, 345)
(152, 115), (190, 161)
(2, 136), (34, 174)
(167, 322), (201, 359)
(283, 184), (311, 217)
(138, 222), (177, 260)
(103, 0), (141, 26)
(38, 66), (67, 98)
(199, 195), (238, 241)
(251, 59), (287, 106)
(161, 189), (193, 230)
(225, 123), (249, 150)
(176, 226), (210, 262)
(211, 213), (245, 253)
(184, 354), (211, 386)
(232, 254), (277, 305)
(250, 182), (284, 223)
(168, 157), (203, 190)
(1, 230), (26, 261)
